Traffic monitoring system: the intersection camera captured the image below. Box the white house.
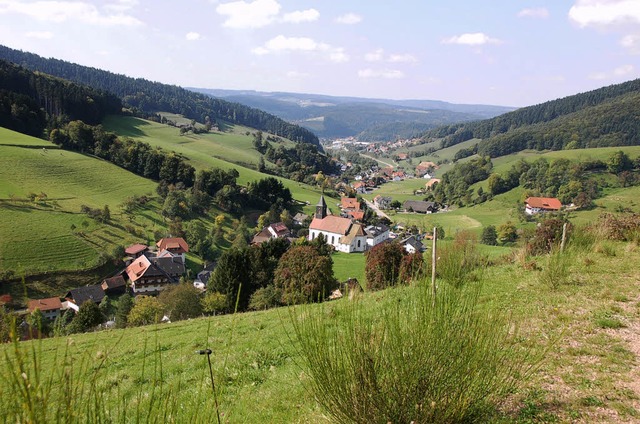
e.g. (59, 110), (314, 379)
(365, 224), (390, 248)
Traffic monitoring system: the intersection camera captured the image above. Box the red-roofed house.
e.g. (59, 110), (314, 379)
(251, 222), (291, 245)
(125, 243), (148, 258)
(125, 255), (185, 295)
(525, 197), (562, 215)
(156, 237), (189, 261)
(340, 197), (360, 210)
(28, 297), (62, 321)
(346, 210), (365, 221)
(309, 196), (367, 253)
(425, 178), (441, 190)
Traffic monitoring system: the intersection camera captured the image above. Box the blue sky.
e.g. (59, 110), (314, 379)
(1, 0), (639, 106)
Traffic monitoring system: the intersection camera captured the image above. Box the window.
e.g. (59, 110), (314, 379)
(331, 236), (335, 244)
(357, 240), (361, 248)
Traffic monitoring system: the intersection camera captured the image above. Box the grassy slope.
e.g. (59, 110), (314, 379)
(102, 116), (334, 213)
(3, 239), (640, 422)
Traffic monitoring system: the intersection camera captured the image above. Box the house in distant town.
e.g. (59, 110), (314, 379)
(251, 222), (291, 245)
(292, 212), (309, 226)
(65, 285), (106, 310)
(309, 196), (367, 253)
(403, 200), (438, 214)
(27, 297), (62, 321)
(352, 181), (366, 194)
(399, 235), (426, 254)
(340, 197), (365, 221)
(194, 262), (216, 290)
(373, 195), (392, 210)
(525, 197), (562, 215)
(101, 275), (127, 297)
(156, 237), (189, 261)
(415, 161), (439, 177)
(365, 224), (390, 248)
(126, 255), (185, 295)
(124, 243), (148, 259)
(425, 178), (441, 190)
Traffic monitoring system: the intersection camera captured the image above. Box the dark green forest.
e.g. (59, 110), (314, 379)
(0, 59), (121, 136)
(421, 78), (640, 157)
(0, 45), (320, 146)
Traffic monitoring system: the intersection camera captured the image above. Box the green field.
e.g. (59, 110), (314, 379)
(332, 251), (366, 283)
(3, 234), (640, 423)
(102, 116), (335, 214)
(0, 128), (164, 276)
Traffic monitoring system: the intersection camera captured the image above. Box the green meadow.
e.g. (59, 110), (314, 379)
(3, 233), (640, 423)
(102, 115), (335, 213)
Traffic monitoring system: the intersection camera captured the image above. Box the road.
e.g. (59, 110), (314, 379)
(364, 199), (391, 221)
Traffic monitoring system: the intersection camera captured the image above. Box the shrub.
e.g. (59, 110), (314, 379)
(527, 218), (569, 255)
(127, 296), (163, 326)
(274, 245), (336, 305)
(201, 291), (227, 315)
(437, 231), (484, 287)
(248, 286), (283, 311)
(365, 242), (406, 290)
(539, 249), (570, 290)
(292, 282), (540, 423)
(158, 283), (203, 321)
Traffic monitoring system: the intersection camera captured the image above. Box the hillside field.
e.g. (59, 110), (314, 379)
(3, 235), (640, 423)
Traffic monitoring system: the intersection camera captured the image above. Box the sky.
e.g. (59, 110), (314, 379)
(1, 0), (639, 107)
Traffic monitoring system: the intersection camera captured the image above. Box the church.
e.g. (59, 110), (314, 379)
(308, 196), (367, 253)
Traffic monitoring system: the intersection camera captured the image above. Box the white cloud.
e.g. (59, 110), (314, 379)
(282, 8), (319, 23)
(253, 35), (349, 62)
(104, 0), (138, 13)
(25, 30), (54, 39)
(216, 0), (280, 29)
(589, 64), (635, 79)
(621, 33), (640, 52)
(186, 32), (201, 41)
(358, 68), (404, 79)
(388, 53), (417, 63)
(286, 70), (310, 78)
(442, 32), (502, 46)
(517, 7), (550, 19)
(365, 49), (384, 62)
(569, 0), (640, 27)
(335, 13), (362, 24)
(0, 0), (143, 26)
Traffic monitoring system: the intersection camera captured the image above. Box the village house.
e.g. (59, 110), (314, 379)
(425, 178), (441, 190)
(373, 195), (392, 210)
(156, 237), (189, 262)
(101, 275), (127, 297)
(251, 222), (291, 245)
(124, 243), (148, 259)
(403, 200), (438, 214)
(365, 224), (390, 248)
(415, 161), (439, 177)
(292, 212), (309, 226)
(65, 285), (106, 311)
(27, 297), (62, 321)
(309, 196), (367, 253)
(525, 197), (562, 215)
(399, 235), (426, 254)
(126, 255), (185, 296)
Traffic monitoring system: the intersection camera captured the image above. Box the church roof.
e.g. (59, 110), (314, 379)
(316, 195), (327, 208)
(310, 215), (352, 235)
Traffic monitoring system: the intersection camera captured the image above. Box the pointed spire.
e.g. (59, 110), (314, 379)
(315, 195), (327, 219)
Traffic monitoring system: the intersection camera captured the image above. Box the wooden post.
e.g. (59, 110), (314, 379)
(560, 222), (567, 253)
(431, 226), (437, 303)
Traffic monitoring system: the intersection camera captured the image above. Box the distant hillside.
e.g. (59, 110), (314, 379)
(190, 88), (514, 140)
(421, 78), (640, 157)
(0, 59), (121, 136)
(0, 45), (320, 146)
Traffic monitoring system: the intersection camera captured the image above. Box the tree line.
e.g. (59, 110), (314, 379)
(0, 45), (320, 146)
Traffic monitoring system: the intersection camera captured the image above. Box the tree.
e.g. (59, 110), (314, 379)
(273, 245), (336, 305)
(115, 294), (133, 328)
(99, 295), (114, 319)
(365, 242), (407, 290)
(127, 296), (164, 326)
(607, 151), (633, 174)
(399, 252), (425, 284)
(68, 301), (104, 334)
(201, 292), (227, 315)
(497, 222), (518, 245)
(249, 286), (283, 310)
(26, 308), (47, 336)
(158, 283), (203, 321)
(209, 248), (255, 311)
(480, 225), (498, 246)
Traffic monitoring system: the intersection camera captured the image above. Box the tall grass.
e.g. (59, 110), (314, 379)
(436, 231), (485, 287)
(292, 280), (542, 423)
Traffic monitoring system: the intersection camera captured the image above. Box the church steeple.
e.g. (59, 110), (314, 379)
(315, 195), (327, 219)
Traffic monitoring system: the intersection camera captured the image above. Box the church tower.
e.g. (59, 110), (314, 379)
(315, 195), (327, 219)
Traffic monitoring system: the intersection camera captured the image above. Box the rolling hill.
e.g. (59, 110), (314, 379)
(420, 78), (640, 157)
(191, 88), (514, 140)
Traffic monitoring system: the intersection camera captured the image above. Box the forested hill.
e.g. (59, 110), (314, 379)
(0, 45), (320, 146)
(421, 78), (640, 157)
(0, 59), (121, 137)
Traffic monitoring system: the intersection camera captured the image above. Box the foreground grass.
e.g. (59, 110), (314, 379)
(2, 239), (640, 422)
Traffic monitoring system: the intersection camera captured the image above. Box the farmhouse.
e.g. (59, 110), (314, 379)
(124, 243), (148, 258)
(126, 255), (185, 295)
(425, 178), (441, 190)
(251, 222), (291, 245)
(365, 224), (390, 247)
(27, 297), (62, 321)
(403, 200), (438, 214)
(373, 195), (392, 210)
(101, 275), (127, 296)
(292, 212), (309, 226)
(65, 285), (105, 308)
(525, 197), (562, 215)
(309, 196), (367, 253)
(156, 237), (189, 261)
(399, 235), (426, 254)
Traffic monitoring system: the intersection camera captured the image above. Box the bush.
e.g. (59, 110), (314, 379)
(292, 282), (540, 423)
(539, 249), (570, 290)
(437, 231), (484, 287)
(527, 218), (568, 255)
(365, 242), (406, 290)
(248, 286), (283, 311)
(201, 291), (227, 315)
(127, 296), (163, 326)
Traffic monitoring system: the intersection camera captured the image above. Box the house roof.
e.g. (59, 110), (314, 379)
(310, 215), (353, 235)
(269, 222), (290, 236)
(365, 224), (389, 238)
(124, 243), (148, 256)
(416, 161), (439, 170)
(251, 227), (272, 245)
(28, 297), (62, 312)
(352, 181), (365, 189)
(400, 235), (425, 252)
(102, 275), (126, 290)
(340, 223), (366, 245)
(293, 212), (309, 222)
(126, 255), (152, 282)
(156, 237), (189, 253)
(316, 195), (327, 208)
(347, 210), (365, 221)
(340, 197), (360, 210)
(425, 178), (441, 188)
(403, 200), (437, 213)
(525, 197), (562, 210)
(66, 285), (105, 305)
(154, 257), (185, 277)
